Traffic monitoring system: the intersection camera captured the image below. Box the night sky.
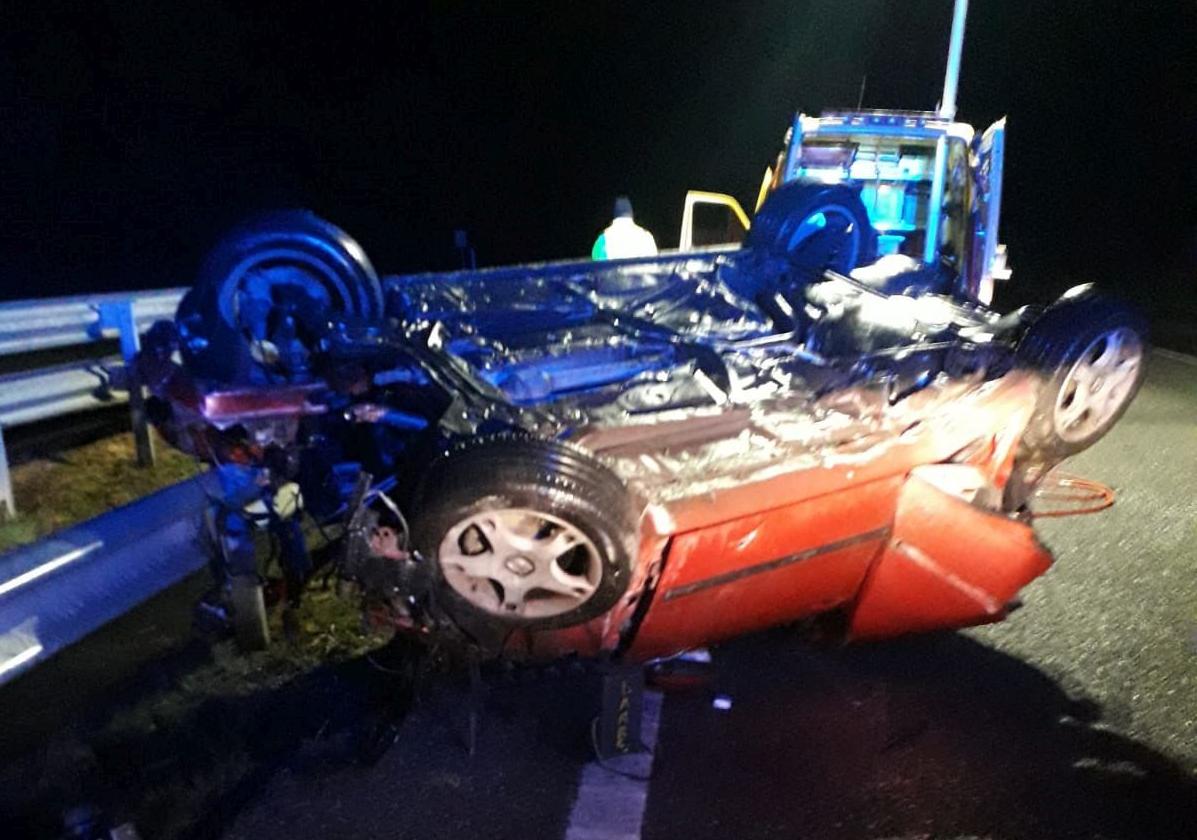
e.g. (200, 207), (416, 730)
(2, 1), (1195, 314)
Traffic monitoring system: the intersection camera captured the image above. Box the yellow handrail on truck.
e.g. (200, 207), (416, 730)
(678, 190), (752, 252)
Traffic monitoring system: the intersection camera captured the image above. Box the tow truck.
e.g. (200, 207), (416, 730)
(680, 0), (1007, 312)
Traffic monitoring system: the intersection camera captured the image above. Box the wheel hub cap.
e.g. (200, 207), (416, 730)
(504, 556), (535, 577)
(439, 508), (602, 620)
(1052, 327), (1143, 443)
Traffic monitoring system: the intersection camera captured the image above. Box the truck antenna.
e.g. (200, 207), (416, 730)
(856, 75), (867, 110)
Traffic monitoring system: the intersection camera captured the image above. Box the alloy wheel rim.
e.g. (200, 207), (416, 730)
(439, 508), (601, 619)
(1052, 327), (1143, 442)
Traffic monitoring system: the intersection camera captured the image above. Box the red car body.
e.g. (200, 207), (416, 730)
(505, 370), (1051, 663)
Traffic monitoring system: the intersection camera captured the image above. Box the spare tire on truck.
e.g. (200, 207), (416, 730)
(747, 182), (878, 277)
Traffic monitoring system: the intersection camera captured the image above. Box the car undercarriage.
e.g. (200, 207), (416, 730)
(137, 178), (1146, 663)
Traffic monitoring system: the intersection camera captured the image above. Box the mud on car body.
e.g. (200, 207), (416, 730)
(138, 113), (1146, 663)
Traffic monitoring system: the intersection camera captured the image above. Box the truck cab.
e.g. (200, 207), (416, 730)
(683, 109), (1010, 304)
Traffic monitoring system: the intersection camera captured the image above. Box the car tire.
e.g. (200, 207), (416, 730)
(1016, 292), (1148, 460)
(747, 182), (878, 277)
(412, 436), (637, 635)
(176, 210), (383, 384)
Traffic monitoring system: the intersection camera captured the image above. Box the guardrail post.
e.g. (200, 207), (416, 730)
(105, 301), (155, 468)
(0, 425), (13, 518)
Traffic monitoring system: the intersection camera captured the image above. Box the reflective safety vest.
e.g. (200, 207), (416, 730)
(591, 217), (658, 261)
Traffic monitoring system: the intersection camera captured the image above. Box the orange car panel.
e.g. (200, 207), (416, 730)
(626, 477), (899, 660)
(847, 472), (1053, 639)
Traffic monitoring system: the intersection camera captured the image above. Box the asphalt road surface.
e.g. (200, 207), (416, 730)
(221, 351), (1197, 840)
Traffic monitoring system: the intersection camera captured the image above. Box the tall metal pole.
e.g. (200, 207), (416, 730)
(939, 0), (969, 119)
(925, 0), (970, 264)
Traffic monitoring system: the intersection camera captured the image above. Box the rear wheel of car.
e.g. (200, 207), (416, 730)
(412, 436), (637, 634)
(747, 182), (878, 277)
(1016, 294), (1147, 460)
(176, 210), (383, 384)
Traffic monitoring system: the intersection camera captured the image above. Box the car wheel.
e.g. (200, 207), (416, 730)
(412, 436), (637, 634)
(1016, 294), (1148, 459)
(176, 210), (383, 384)
(747, 182), (878, 277)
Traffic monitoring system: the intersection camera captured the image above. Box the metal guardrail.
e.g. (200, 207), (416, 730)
(0, 288), (185, 355)
(0, 474), (213, 686)
(0, 288), (186, 516)
(0, 358), (123, 427)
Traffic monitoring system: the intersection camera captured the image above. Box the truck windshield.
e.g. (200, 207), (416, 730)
(792, 136), (968, 269)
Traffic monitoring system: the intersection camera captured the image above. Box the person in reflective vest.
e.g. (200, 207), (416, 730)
(592, 196), (658, 260)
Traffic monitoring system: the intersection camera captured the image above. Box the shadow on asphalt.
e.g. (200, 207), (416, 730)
(4, 643), (392, 838)
(645, 628), (1197, 840)
(221, 655), (601, 840)
(4, 570), (1195, 839)
(2, 620), (600, 840)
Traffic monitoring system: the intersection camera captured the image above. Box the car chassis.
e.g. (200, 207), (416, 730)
(138, 177), (1145, 665)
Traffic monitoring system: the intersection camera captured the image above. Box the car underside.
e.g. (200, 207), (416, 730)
(137, 182), (1147, 662)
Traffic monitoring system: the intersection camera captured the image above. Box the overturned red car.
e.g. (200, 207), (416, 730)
(138, 110), (1146, 664)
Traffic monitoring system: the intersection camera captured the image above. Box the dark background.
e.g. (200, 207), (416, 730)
(2, 0), (1195, 316)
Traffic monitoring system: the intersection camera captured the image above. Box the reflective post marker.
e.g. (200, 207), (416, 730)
(0, 425), (13, 518)
(598, 663), (647, 759)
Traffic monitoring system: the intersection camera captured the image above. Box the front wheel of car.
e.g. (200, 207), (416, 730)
(1016, 294), (1148, 460)
(412, 436), (637, 635)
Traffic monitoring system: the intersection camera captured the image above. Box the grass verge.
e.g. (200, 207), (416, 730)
(0, 430), (200, 552)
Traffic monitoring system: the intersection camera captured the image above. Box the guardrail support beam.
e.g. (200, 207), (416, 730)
(0, 426), (13, 518)
(102, 302), (155, 468)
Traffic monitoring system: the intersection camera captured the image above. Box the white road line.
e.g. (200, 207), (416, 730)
(564, 689), (663, 840)
(1153, 348), (1197, 367)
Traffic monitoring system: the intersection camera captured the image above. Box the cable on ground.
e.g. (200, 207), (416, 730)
(1030, 472), (1116, 518)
